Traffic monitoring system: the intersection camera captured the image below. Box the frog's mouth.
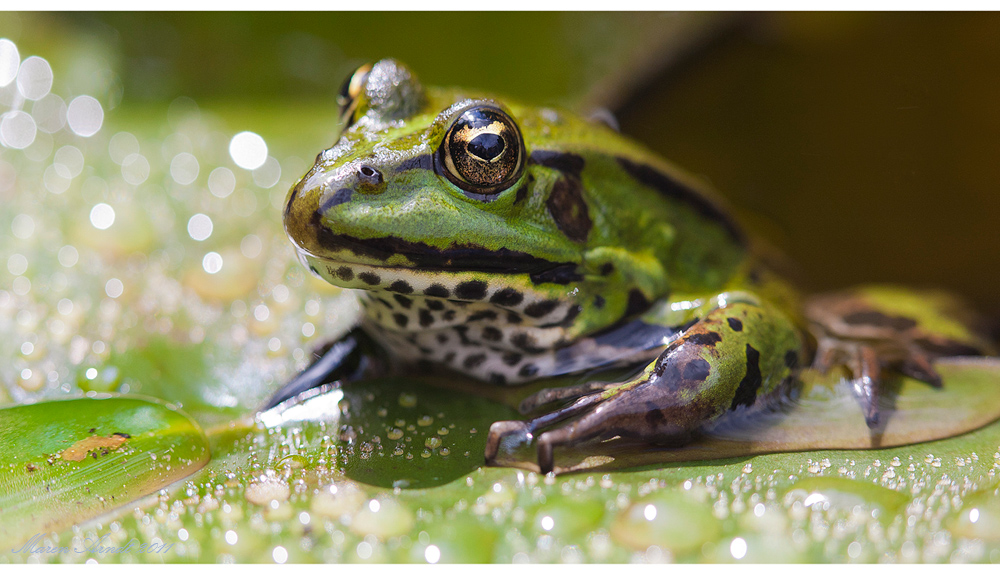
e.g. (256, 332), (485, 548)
(304, 229), (582, 285)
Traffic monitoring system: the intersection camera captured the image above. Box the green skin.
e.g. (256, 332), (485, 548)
(281, 60), (991, 474)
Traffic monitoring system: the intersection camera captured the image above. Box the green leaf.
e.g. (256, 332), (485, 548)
(0, 396), (210, 551)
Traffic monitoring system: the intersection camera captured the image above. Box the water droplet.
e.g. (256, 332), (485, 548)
(398, 393), (417, 408)
(612, 490), (722, 553)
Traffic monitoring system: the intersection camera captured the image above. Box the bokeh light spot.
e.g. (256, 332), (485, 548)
(229, 131), (268, 170)
(66, 95), (104, 137)
(89, 203), (115, 230)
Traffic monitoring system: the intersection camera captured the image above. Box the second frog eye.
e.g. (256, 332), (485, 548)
(438, 104), (524, 196)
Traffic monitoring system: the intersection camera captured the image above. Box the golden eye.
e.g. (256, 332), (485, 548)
(437, 104), (524, 196)
(336, 63), (372, 127)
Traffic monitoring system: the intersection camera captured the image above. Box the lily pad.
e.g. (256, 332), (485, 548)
(0, 396), (210, 551)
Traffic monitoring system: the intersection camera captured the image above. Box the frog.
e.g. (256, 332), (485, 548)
(266, 59), (994, 474)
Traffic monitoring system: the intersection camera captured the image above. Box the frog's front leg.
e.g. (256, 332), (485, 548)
(260, 328), (387, 412)
(486, 300), (804, 474)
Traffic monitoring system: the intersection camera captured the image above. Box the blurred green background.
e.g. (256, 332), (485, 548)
(3, 12), (997, 324)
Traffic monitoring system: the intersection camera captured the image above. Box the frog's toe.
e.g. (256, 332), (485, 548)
(848, 345), (884, 428)
(484, 420), (531, 466)
(517, 380), (617, 414)
(900, 348), (943, 387)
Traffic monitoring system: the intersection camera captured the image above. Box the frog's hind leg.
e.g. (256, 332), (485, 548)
(486, 300), (804, 474)
(806, 286), (992, 428)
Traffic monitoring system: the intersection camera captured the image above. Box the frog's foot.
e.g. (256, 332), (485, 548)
(806, 287), (991, 428)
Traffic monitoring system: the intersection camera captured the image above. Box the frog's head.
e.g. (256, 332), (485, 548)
(284, 59), (744, 337)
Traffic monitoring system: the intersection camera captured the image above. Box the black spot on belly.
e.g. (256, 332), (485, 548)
(436, 333), (449, 344)
(392, 313), (409, 329)
(529, 265), (583, 285)
(599, 263), (614, 275)
(687, 331), (722, 347)
(593, 295), (605, 309)
(511, 333), (546, 354)
(482, 327), (503, 342)
(442, 310), (456, 321)
(488, 373), (507, 385)
(843, 310), (918, 331)
(683, 358), (711, 381)
(546, 175), (592, 243)
(443, 352), (456, 364)
(625, 289), (650, 317)
(524, 300), (558, 318)
(425, 300), (444, 311)
(373, 297), (393, 309)
(387, 280), (414, 294)
(424, 284), (450, 298)
(784, 350), (800, 369)
(393, 294), (413, 309)
(730, 344), (762, 410)
(727, 317), (743, 332)
(463, 354), (487, 369)
(419, 309), (435, 327)
(506, 311), (523, 324)
(335, 266), (354, 281)
(501, 352), (522, 366)
(468, 310), (498, 322)
(358, 272), (381, 285)
(455, 280), (488, 300)
(518, 363), (539, 378)
(489, 288), (524, 307)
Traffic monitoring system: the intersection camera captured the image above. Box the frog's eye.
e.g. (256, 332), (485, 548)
(437, 105), (525, 197)
(336, 63), (372, 128)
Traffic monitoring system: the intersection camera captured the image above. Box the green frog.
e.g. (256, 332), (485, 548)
(268, 59), (992, 474)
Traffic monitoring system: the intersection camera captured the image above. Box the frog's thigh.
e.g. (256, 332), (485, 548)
(531, 302), (802, 472)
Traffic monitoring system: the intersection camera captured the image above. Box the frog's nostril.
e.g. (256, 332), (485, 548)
(357, 165), (383, 187)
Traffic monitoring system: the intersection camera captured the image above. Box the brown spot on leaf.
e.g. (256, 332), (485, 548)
(60, 433), (130, 462)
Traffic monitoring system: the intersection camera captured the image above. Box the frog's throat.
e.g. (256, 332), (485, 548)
(296, 251), (583, 328)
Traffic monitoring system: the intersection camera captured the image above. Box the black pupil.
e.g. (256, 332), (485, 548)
(467, 133), (505, 162)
